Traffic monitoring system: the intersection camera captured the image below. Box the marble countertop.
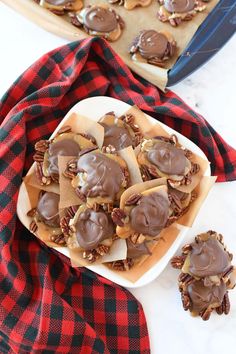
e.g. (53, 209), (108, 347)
(0, 3), (235, 354)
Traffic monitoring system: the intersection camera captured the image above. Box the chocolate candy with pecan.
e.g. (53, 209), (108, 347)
(137, 135), (199, 189)
(65, 150), (130, 210)
(69, 5), (124, 42)
(99, 111), (143, 151)
(157, 0), (206, 27)
(39, 0), (83, 15)
(33, 126), (97, 185)
(113, 183), (171, 241)
(27, 191), (66, 246)
(108, 0), (152, 10)
(130, 30), (176, 68)
(65, 204), (116, 262)
(171, 231), (235, 320)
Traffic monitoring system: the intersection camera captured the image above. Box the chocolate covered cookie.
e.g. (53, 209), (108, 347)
(99, 111), (143, 151)
(157, 0), (206, 26)
(108, 0), (152, 10)
(171, 231), (235, 320)
(27, 191), (65, 245)
(33, 126), (97, 185)
(65, 150), (130, 209)
(130, 30), (176, 67)
(69, 5), (124, 41)
(39, 0), (83, 15)
(137, 135), (200, 188)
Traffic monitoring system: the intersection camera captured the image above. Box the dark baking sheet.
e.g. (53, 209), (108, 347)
(167, 0), (236, 86)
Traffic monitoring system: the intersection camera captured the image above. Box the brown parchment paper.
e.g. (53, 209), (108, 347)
(58, 155), (83, 209)
(8, 0), (219, 91)
(140, 121), (210, 193)
(70, 238), (127, 267)
(24, 168), (60, 194)
(109, 223), (180, 282)
(64, 113), (104, 148)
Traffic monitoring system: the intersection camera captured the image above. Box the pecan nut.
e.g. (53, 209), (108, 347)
(111, 208), (127, 226)
(27, 208), (37, 217)
(50, 233), (66, 246)
(171, 255), (186, 269)
(107, 258), (134, 271)
(35, 139), (49, 152)
(33, 151), (45, 163)
(29, 220), (38, 234)
(125, 193), (142, 206)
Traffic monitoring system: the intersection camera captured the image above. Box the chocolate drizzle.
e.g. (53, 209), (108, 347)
(77, 152), (124, 199)
(189, 238), (231, 277)
(147, 141), (188, 175)
(188, 279), (226, 313)
(37, 192), (60, 227)
(130, 192), (169, 237)
(163, 0), (195, 13)
(83, 7), (118, 32)
(48, 139), (80, 175)
(75, 209), (115, 250)
(101, 123), (133, 150)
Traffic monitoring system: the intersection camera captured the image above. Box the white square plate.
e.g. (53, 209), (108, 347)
(17, 96), (211, 288)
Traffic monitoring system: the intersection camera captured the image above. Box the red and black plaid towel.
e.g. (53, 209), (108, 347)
(0, 37), (235, 353)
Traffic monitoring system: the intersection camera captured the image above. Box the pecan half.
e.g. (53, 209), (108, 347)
(79, 133), (97, 145)
(111, 208), (127, 226)
(60, 217), (71, 239)
(148, 165), (161, 178)
(35, 162), (52, 185)
(107, 258), (134, 271)
(147, 57), (165, 68)
(50, 233), (66, 246)
(101, 145), (117, 154)
(55, 125), (72, 136)
(27, 208), (37, 217)
(169, 17), (182, 27)
(130, 233), (146, 244)
(95, 244), (110, 256)
(181, 292), (191, 311)
(125, 193), (142, 206)
(35, 139), (49, 152)
(29, 220), (38, 234)
(189, 162), (200, 175)
(75, 188), (87, 202)
(64, 159), (79, 178)
(33, 150), (45, 163)
(200, 307), (212, 321)
(171, 255), (186, 269)
(140, 165), (152, 181)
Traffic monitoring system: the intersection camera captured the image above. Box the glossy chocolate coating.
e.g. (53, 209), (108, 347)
(137, 30), (169, 59)
(45, 0), (74, 4)
(188, 279), (226, 313)
(37, 192), (60, 227)
(101, 123), (133, 150)
(83, 7), (118, 33)
(75, 208), (115, 250)
(147, 141), (188, 175)
(189, 238), (231, 277)
(130, 192), (169, 237)
(126, 238), (151, 259)
(77, 152), (124, 199)
(48, 139), (80, 175)
(163, 0), (195, 13)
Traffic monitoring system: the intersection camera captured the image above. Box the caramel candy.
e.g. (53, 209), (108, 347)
(37, 191), (60, 227)
(157, 0), (206, 27)
(99, 111), (143, 151)
(130, 192), (169, 237)
(39, 0), (83, 15)
(73, 208), (115, 250)
(130, 30), (176, 67)
(137, 136), (194, 188)
(171, 231), (235, 320)
(33, 128), (96, 185)
(69, 5), (124, 42)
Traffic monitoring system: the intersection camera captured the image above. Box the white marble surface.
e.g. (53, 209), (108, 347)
(0, 3), (236, 354)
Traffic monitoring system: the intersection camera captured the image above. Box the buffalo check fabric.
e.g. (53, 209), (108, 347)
(0, 37), (236, 353)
